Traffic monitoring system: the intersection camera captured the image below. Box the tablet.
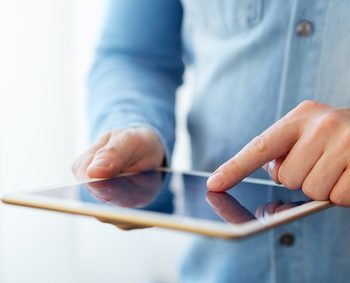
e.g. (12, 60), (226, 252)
(1, 168), (332, 239)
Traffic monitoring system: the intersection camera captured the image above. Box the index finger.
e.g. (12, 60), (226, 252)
(207, 118), (300, 192)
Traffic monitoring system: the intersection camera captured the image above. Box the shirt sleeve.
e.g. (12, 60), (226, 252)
(88, 0), (184, 164)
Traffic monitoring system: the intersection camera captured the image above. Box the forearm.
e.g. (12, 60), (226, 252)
(87, 0), (184, 161)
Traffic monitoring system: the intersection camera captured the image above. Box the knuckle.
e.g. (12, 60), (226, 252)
(316, 112), (342, 133)
(249, 134), (269, 155)
(296, 100), (320, 113)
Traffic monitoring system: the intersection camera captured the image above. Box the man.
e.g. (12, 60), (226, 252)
(72, 0), (350, 282)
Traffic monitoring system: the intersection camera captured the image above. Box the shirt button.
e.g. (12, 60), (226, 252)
(279, 233), (295, 247)
(296, 20), (313, 37)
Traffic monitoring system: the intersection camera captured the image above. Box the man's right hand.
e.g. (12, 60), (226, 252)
(72, 127), (165, 180)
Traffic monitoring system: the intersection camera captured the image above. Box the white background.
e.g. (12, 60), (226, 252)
(0, 1), (193, 282)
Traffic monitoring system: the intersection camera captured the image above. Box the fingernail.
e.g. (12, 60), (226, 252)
(89, 158), (111, 169)
(268, 161), (275, 177)
(207, 172), (225, 191)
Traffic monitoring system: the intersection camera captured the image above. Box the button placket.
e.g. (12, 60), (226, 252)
(277, 0), (329, 118)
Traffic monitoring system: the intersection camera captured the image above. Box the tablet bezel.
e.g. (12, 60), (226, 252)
(1, 168), (333, 239)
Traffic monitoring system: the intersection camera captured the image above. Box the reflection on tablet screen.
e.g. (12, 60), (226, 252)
(34, 171), (310, 226)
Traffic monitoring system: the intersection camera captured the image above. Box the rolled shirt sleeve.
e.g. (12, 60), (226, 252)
(88, 0), (184, 163)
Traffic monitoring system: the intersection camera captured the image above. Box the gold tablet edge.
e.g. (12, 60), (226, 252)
(1, 194), (333, 240)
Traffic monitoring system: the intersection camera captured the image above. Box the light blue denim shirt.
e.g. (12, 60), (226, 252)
(89, 1), (350, 282)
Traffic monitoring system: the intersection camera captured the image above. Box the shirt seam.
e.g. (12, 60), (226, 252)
(275, 0), (300, 121)
(313, 0), (331, 103)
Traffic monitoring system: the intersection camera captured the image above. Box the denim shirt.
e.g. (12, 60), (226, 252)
(89, 1), (350, 282)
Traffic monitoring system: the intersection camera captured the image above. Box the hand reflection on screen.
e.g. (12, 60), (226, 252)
(206, 192), (256, 224)
(207, 192), (306, 225)
(87, 171), (162, 208)
(87, 171), (163, 230)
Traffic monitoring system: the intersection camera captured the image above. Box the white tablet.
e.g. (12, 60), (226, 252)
(1, 168), (332, 239)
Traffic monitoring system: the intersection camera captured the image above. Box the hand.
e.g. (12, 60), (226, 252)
(207, 101), (350, 207)
(72, 127), (165, 180)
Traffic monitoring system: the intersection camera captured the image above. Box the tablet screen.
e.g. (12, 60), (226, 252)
(33, 170), (311, 225)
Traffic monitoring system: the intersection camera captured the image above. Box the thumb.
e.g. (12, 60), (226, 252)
(87, 131), (137, 178)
